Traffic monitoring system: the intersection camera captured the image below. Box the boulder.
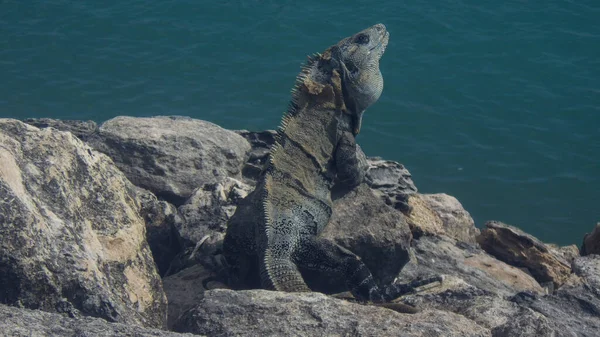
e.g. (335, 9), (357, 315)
(407, 193), (480, 243)
(582, 223), (600, 256)
(173, 289), (490, 337)
(365, 159), (418, 213)
(177, 177), (252, 246)
(23, 118), (99, 141)
(323, 183), (413, 287)
(162, 264), (212, 329)
(490, 308), (556, 337)
(88, 116), (251, 204)
(398, 235), (544, 297)
(401, 267), (599, 336)
(0, 120), (167, 328)
(508, 288), (600, 335)
(572, 254), (600, 293)
(0, 304), (195, 337)
(477, 221), (571, 288)
(136, 187), (184, 276)
(557, 244), (580, 263)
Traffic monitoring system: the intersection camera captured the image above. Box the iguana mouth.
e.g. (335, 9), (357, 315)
(370, 31), (389, 57)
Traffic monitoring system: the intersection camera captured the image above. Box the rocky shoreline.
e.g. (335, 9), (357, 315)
(0, 116), (598, 336)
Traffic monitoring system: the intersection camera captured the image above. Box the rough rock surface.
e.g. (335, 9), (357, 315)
(477, 221), (572, 288)
(0, 119), (167, 328)
(323, 183), (413, 287)
(398, 235), (544, 296)
(0, 304), (196, 337)
(162, 264), (211, 329)
(23, 118), (99, 141)
(88, 116), (251, 204)
(582, 223), (600, 256)
(407, 193), (480, 243)
(177, 177), (252, 246)
(572, 254), (600, 293)
(365, 159), (418, 213)
(137, 187), (184, 276)
(173, 289), (491, 337)
(401, 271), (600, 336)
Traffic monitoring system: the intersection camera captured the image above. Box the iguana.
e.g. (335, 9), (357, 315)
(222, 23), (439, 304)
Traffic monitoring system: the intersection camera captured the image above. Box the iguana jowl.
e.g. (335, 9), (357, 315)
(224, 24), (429, 302)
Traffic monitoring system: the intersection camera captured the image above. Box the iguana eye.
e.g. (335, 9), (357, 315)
(355, 34), (369, 45)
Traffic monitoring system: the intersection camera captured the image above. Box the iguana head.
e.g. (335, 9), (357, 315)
(331, 23), (389, 135)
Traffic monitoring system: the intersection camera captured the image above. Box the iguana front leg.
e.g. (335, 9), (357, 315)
(335, 130), (368, 188)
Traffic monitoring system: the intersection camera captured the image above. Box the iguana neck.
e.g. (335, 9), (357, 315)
(279, 51), (361, 138)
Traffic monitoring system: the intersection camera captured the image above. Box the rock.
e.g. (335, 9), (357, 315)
(365, 159), (418, 213)
(0, 304), (196, 337)
(162, 264), (212, 329)
(582, 222), (600, 256)
(400, 267), (598, 336)
(509, 288), (600, 336)
(23, 118), (98, 141)
(136, 187), (184, 276)
(490, 308), (556, 337)
(401, 279), (523, 331)
(0, 120), (167, 328)
(177, 177), (252, 246)
(477, 221), (572, 288)
(88, 116), (251, 205)
(407, 193), (480, 243)
(322, 183), (413, 287)
(398, 235), (544, 297)
(557, 244), (580, 263)
(173, 289), (490, 337)
(572, 255), (600, 292)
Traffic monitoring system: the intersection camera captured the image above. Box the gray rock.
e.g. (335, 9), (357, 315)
(398, 235), (544, 297)
(323, 183), (413, 287)
(557, 244), (580, 263)
(162, 264), (212, 329)
(23, 118), (98, 141)
(509, 288), (600, 336)
(136, 187), (184, 276)
(173, 289), (490, 337)
(177, 177), (252, 246)
(582, 223), (600, 256)
(401, 280), (522, 330)
(400, 268), (598, 336)
(477, 221), (572, 288)
(88, 116), (251, 204)
(490, 308), (556, 337)
(0, 120), (167, 328)
(407, 193), (480, 243)
(0, 303), (197, 337)
(366, 158), (418, 213)
(572, 255), (600, 294)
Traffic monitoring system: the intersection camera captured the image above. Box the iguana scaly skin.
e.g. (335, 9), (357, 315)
(223, 24), (428, 303)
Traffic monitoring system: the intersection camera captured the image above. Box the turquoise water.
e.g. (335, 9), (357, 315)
(1, 1), (598, 245)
